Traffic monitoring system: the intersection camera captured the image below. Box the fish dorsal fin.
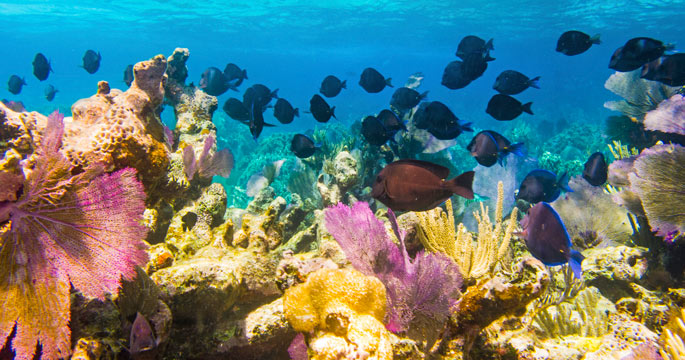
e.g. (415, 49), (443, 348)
(392, 159), (450, 179)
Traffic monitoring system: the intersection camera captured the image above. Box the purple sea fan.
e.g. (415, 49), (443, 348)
(183, 134), (234, 180)
(0, 111), (149, 360)
(644, 94), (685, 135)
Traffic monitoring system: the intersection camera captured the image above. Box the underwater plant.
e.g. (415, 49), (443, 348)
(324, 201), (462, 349)
(0, 111), (149, 360)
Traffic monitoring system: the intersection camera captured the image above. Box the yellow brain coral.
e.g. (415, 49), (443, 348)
(283, 268), (392, 360)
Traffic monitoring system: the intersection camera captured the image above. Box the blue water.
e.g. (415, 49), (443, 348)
(1, 0), (684, 137)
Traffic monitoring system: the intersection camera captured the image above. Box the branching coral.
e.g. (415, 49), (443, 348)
(0, 112), (148, 359)
(416, 181), (518, 283)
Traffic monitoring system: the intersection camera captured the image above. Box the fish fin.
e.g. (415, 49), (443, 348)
(507, 142), (526, 157)
(242, 69), (248, 80)
(263, 122), (277, 127)
(294, 108), (300, 117)
(419, 91), (429, 101)
(271, 89), (279, 99)
(461, 121), (474, 132)
(590, 34), (601, 45)
(528, 76), (541, 89)
(446, 171), (475, 199)
(484, 51), (496, 62)
(228, 83), (239, 92)
(331, 106), (336, 119)
(393, 159), (451, 179)
(569, 250), (585, 279)
(664, 43), (676, 52)
(486, 38), (494, 51)
(341, 80), (347, 89)
(522, 102), (533, 115)
(557, 172), (573, 193)
(386, 77), (393, 87)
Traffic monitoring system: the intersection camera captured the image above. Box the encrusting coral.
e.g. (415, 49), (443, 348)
(417, 181), (518, 283)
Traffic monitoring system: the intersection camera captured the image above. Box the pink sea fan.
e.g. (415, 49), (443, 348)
(644, 94), (685, 135)
(0, 111), (149, 360)
(183, 135), (234, 180)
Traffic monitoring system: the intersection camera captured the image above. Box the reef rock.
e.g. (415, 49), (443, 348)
(317, 150), (359, 206)
(582, 246), (649, 301)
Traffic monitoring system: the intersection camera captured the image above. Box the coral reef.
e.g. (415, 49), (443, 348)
(644, 94), (685, 136)
(533, 287), (614, 338)
(604, 70), (679, 121)
(317, 150), (359, 206)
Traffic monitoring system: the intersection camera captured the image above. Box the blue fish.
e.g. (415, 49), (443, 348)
(520, 202), (584, 278)
(516, 169), (572, 204)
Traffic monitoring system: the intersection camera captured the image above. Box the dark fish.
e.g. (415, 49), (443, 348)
(609, 37), (674, 72)
(486, 94), (533, 121)
(582, 152), (608, 186)
(441, 61), (472, 90)
(223, 98), (250, 121)
(456, 35), (494, 60)
(309, 94), (336, 122)
(320, 75), (347, 98)
(273, 98), (299, 124)
(223, 63), (248, 87)
(291, 134), (318, 158)
(493, 70), (540, 95)
(371, 159), (475, 212)
(200, 67), (230, 96)
(248, 99), (266, 139)
(81, 49), (101, 74)
(181, 212), (197, 231)
(32, 53), (52, 81)
(361, 115), (391, 146)
(520, 202), (584, 279)
(243, 84), (278, 110)
(359, 67), (392, 93)
(641, 54), (685, 86)
(460, 53), (489, 80)
(44, 85), (58, 101)
(130, 312), (159, 359)
(556, 31), (600, 56)
(377, 109), (406, 133)
(466, 130), (525, 167)
(413, 101), (473, 140)
(124, 64), (134, 87)
(390, 87), (428, 110)
(516, 169), (572, 204)
(7, 75), (26, 95)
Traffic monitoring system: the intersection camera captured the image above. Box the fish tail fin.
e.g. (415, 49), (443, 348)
(419, 91), (429, 101)
(485, 52), (496, 62)
(569, 249), (585, 279)
(590, 34), (601, 45)
(271, 89), (279, 99)
(294, 108), (300, 117)
(242, 69), (248, 80)
(506, 142), (526, 157)
(528, 76), (541, 89)
(664, 43), (676, 51)
(461, 121), (474, 132)
(486, 38), (494, 51)
(446, 171), (475, 199)
(22, 77), (27, 85)
(228, 83), (239, 92)
(522, 102), (533, 115)
(558, 172), (573, 193)
(331, 106), (337, 119)
(341, 80), (347, 89)
(386, 77), (393, 87)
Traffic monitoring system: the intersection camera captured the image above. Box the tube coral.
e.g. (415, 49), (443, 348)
(0, 111), (149, 360)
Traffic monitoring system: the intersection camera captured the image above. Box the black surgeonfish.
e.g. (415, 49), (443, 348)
(441, 61), (472, 90)
(460, 53), (489, 81)
(44, 85), (58, 101)
(291, 134), (318, 158)
(414, 101), (473, 140)
(123, 64), (134, 87)
(320, 75), (347, 98)
(493, 70), (540, 95)
(556, 31), (600, 56)
(223, 63), (248, 87)
(273, 98), (299, 124)
(243, 84), (278, 110)
(361, 115), (391, 146)
(371, 159), (474, 212)
(223, 98), (250, 121)
(609, 37), (674, 72)
(520, 202), (585, 279)
(466, 130), (525, 167)
(516, 169), (572, 204)
(359, 67), (392, 93)
(81, 49), (101, 74)
(456, 35), (494, 60)
(582, 152), (608, 186)
(390, 87), (428, 111)
(7, 75), (26, 95)
(200, 67), (231, 96)
(32, 53), (52, 81)
(377, 109), (406, 134)
(309, 94), (336, 122)
(641, 54), (685, 86)
(486, 94), (533, 121)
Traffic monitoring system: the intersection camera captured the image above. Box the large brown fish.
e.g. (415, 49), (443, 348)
(371, 159), (474, 212)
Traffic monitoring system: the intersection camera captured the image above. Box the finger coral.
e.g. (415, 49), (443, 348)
(0, 111), (149, 360)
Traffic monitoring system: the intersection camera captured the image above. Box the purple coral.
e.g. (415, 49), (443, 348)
(0, 111), (149, 360)
(183, 134), (234, 180)
(644, 94), (685, 135)
(324, 202), (462, 346)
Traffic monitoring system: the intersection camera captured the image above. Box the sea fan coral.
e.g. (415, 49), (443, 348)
(644, 94), (685, 136)
(183, 134), (234, 180)
(0, 111), (149, 360)
(604, 70), (679, 121)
